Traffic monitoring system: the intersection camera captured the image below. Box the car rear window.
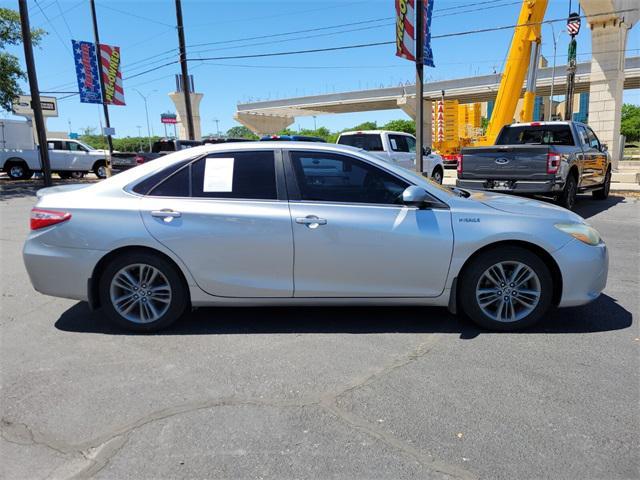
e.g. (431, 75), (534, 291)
(497, 125), (575, 146)
(337, 134), (384, 152)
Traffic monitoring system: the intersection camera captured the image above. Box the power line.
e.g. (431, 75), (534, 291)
(34, 0), (73, 54)
(55, 0), (74, 38)
(97, 2), (176, 28)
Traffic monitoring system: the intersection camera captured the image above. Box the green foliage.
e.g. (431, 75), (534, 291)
(382, 119), (415, 135)
(621, 103), (640, 142)
(0, 7), (46, 112)
(79, 133), (162, 152)
(226, 125), (259, 139)
(349, 121), (377, 131)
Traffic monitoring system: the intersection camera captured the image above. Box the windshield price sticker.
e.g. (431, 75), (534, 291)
(203, 157), (234, 192)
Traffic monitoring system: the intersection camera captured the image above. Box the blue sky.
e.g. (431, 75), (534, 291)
(2, 0), (639, 137)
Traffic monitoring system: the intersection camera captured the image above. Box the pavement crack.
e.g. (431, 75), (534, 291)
(1, 417), (73, 456)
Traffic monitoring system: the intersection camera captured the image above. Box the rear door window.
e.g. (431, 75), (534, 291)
(337, 134), (384, 152)
(191, 151), (277, 200)
(388, 134), (409, 152)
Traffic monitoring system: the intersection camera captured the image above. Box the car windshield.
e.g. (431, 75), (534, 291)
(75, 141), (94, 151)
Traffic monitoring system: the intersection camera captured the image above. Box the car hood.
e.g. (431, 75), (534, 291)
(470, 190), (584, 222)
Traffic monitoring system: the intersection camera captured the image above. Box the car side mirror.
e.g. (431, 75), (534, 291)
(601, 143), (608, 152)
(423, 147), (431, 156)
(401, 186), (430, 208)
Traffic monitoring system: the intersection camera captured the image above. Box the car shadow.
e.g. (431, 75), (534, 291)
(0, 178), (98, 201)
(55, 294), (631, 340)
(532, 193), (626, 219)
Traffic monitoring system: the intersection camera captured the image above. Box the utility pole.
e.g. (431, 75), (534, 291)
(213, 118), (220, 136)
(175, 0), (194, 140)
(415, 0), (425, 175)
(18, 0), (52, 186)
(90, 0), (113, 176)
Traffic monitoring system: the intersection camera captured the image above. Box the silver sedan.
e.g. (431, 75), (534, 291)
(23, 142), (608, 332)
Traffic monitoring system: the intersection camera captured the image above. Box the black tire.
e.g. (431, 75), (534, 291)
(98, 251), (188, 332)
(592, 168), (611, 200)
(58, 172), (72, 179)
(93, 161), (107, 179)
(459, 246), (554, 331)
(70, 171), (85, 179)
(557, 173), (577, 210)
(5, 161), (33, 180)
(431, 166), (444, 184)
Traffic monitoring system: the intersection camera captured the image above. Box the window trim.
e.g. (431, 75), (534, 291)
(283, 149), (444, 209)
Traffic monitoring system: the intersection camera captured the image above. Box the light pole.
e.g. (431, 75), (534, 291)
(134, 88), (156, 151)
(213, 118), (220, 136)
(312, 115), (317, 131)
(136, 126), (142, 151)
(549, 24), (566, 120)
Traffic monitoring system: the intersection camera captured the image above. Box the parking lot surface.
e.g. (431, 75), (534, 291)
(1, 183), (638, 480)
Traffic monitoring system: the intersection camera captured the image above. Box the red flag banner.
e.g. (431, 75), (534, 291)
(99, 44), (125, 106)
(395, 0), (416, 62)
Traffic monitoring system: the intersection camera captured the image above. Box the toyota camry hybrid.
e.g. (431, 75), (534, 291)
(23, 142), (608, 332)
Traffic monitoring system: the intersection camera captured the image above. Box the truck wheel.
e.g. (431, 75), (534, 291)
(58, 172), (71, 179)
(592, 169), (611, 200)
(5, 161), (33, 180)
(93, 161), (107, 179)
(557, 174), (577, 210)
(460, 246), (553, 331)
(431, 166), (443, 184)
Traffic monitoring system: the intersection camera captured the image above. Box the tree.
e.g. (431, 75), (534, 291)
(621, 103), (640, 142)
(349, 121), (377, 131)
(0, 7), (46, 111)
(226, 125), (258, 139)
(382, 119), (415, 135)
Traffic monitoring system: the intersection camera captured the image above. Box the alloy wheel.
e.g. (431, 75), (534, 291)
(109, 263), (172, 324)
(475, 261), (541, 323)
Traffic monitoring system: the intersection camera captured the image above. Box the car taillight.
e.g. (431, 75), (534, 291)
(547, 152), (561, 174)
(457, 154), (463, 176)
(30, 208), (71, 230)
(135, 155), (145, 164)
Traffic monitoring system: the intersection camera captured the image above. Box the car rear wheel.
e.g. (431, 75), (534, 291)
(6, 161), (33, 180)
(557, 174), (577, 210)
(460, 246), (553, 331)
(592, 169), (611, 200)
(93, 161), (107, 179)
(431, 166), (443, 184)
(99, 252), (188, 332)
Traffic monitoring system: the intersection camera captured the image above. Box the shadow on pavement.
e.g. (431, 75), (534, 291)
(573, 194), (627, 219)
(55, 294), (631, 339)
(0, 178), (98, 201)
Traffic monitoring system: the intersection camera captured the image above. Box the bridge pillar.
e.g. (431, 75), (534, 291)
(169, 92), (204, 141)
(234, 112), (294, 136)
(397, 97), (433, 147)
(581, 0), (638, 169)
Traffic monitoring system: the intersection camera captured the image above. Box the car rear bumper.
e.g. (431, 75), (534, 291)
(553, 238), (609, 307)
(23, 235), (104, 302)
(456, 178), (564, 194)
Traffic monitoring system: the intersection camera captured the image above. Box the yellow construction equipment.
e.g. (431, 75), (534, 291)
(476, 0), (548, 145)
(432, 0), (549, 159)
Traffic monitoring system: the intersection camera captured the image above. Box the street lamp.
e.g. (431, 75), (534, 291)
(549, 24), (566, 120)
(213, 118), (220, 136)
(133, 88), (157, 152)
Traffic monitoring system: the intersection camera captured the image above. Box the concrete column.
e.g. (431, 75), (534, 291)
(169, 92), (204, 140)
(397, 97), (433, 147)
(234, 112), (294, 136)
(586, 22), (630, 170)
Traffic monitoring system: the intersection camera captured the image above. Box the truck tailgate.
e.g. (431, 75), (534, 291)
(460, 145), (552, 180)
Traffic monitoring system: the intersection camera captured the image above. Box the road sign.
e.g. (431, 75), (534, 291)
(161, 113), (177, 124)
(102, 127), (115, 136)
(12, 95), (58, 117)
(69, 132), (79, 139)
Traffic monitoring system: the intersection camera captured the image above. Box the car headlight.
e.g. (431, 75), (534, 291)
(554, 223), (602, 246)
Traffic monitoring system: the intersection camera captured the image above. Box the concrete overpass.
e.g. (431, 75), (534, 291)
(236, 1), (639, 163)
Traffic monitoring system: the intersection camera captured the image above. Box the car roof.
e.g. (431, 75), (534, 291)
(339, 130), (413, 136)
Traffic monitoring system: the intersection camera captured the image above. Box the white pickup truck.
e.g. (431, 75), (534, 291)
(1, 138), (110, 180)
(336, 130), (444, 183)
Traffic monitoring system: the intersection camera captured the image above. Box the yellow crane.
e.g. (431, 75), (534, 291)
(476, 0), (549, 145)
(433, 0), (549, 157)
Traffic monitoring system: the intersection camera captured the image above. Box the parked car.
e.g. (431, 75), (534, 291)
(1, 137), (114, 180)
(121, 139), (204, 169)
(24, 142), (607, 333)
(202, 137), (254, 144)
(457, 121), (611, 210)
(337, 130), (445, 183)
(260, 135), (326, 142)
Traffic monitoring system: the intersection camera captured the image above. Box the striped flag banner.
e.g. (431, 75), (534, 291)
(99, 44), (125, 106)
(396, 0), (416, 61)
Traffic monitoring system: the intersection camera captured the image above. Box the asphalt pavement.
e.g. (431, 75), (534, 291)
(1, 183), (638, 480)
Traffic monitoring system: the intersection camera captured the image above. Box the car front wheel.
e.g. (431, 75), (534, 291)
(460, 247), (553, 331)
(99, 252), (188, 332)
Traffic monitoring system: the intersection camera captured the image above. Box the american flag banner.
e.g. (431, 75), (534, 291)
(71, 40), (102, 104)
(99, 44), (125, 106)
(395, 0), (416, 62)
(423, 0), (435, 67)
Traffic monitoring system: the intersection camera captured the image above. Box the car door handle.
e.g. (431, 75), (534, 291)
(151, 209), (181, 221)
(296, 216), (327, 228)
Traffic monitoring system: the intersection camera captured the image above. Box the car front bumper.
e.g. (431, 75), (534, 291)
(456, 178), (564, 194)
(553, 238), (609, 307)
